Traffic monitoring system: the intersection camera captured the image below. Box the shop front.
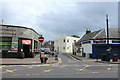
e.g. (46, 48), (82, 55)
(0, 25), (40, 58)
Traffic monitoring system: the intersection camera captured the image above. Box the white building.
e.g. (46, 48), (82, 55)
(54, 35), (80, 53)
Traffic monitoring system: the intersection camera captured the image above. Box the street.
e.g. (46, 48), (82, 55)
(1, 53), (118, 78)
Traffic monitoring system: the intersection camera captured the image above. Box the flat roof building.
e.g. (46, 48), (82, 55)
(0, 25), (41, 58)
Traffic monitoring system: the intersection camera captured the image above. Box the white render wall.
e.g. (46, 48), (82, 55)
(54, 35), (80, 53)
(82, 43), (92, 54)
(81, 41), (92, 58)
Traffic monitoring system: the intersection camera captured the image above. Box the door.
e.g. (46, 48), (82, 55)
(23, 45), (30, 58)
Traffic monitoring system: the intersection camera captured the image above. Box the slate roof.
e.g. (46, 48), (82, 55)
(77, 28), (119, 43)
(109, 28), (119, 38)
(78, 29), (103, 42)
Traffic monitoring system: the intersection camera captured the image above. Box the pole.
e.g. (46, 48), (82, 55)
(39, 35), (43, 57)
(39, 42), (41, 57)
(106, 14), (109, 45)
(106, 14), (110, 61)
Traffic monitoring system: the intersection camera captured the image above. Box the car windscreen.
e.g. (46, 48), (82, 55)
(40, 48), (50, 51)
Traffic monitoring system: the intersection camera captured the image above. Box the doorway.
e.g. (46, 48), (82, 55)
(23, 45), (30, 58)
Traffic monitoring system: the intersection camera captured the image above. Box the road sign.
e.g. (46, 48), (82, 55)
(94, 38), (100, 43)
(39, 37), (44, 42)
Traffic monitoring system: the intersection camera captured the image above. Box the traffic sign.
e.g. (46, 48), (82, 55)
(39, 37), (44, 42)
(94, 38), (100, 43)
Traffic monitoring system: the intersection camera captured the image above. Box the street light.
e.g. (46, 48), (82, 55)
(106, 14), (111, 61)
(106, 14), (109, 45)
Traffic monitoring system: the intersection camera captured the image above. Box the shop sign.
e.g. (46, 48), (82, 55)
(22, 40), (31, 45)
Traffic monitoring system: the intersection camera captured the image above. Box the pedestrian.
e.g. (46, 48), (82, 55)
(106, 47), (112, 61)
(55, 53), (58, 60)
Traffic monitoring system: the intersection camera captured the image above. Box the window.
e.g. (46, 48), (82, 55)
(63, 47), (65, 49)
(74, 40), (76, 43)
(112, 40), (120, 43)
(67, 39), (69, 42)
(0, 37), (12, 50)
(67, 47), (69, 49)
(63, 39), (65, 42)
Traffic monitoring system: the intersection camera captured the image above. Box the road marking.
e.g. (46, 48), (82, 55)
(92, 72), (99, 74)
(0, 65), (6, 68)
(85, 65), (90, 67)
(43, 69), (53, 72)
(107, 68), (112, 70)
(58, 58), (62, 64)
(5, 69), (14, 73)
(75, 69), (85, 71)
(67, 54), (76, 60)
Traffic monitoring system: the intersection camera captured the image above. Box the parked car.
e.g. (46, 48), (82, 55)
(40, 48), (51, 54)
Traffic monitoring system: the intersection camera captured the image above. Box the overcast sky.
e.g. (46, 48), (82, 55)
(1, 0), (118, 41)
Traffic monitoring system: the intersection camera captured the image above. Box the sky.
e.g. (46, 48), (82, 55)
(1, 0), (118, 41)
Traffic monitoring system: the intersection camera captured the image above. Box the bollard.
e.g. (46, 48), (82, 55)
(112, 54), (118, 62)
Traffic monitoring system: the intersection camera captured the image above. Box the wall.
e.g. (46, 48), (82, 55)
(92, 44), (120, 59)
(82, 43), (92, 58)
(54, 35), (67, 53)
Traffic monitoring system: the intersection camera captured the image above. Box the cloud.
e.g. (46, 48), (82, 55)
(2, 1), (118, 40)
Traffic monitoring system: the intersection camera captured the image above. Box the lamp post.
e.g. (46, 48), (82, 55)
(106, 14), (110, 61)
(106, 14), (109, 45)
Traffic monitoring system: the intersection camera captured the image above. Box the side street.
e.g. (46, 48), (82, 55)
(0, 1), (119, 79)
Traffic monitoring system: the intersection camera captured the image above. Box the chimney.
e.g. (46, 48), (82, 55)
(86, 28), (91, 34)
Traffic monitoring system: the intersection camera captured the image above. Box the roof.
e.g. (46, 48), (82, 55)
(0, 24), (41, 36)
(79, 29), (102, 42)
(109, 28), (119, 38)
(77, 28), (119, 43)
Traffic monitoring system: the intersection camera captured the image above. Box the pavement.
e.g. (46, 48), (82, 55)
(0, 54), (58, 65)
(66, 53), (120, 64)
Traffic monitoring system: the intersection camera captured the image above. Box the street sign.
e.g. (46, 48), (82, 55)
(94, 38), (100, 43)
(39, 37), (44, 42)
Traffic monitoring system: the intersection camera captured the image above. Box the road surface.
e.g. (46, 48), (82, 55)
(1, 53), (118, 78)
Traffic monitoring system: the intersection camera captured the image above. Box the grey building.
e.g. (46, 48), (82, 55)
(0, 25), (41, 58)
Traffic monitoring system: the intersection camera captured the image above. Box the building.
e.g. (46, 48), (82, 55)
(42, 40), (54, 51)
(54, 35), (80, 53)
(0, 25), (41, 58)
(76, 28), (120, 59)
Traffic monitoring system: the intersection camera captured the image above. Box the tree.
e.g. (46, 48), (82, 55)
(71, 35), (80, 38)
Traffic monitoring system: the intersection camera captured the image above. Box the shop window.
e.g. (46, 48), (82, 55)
(0, 37), (12, 50)
(112, 40), (120, 43)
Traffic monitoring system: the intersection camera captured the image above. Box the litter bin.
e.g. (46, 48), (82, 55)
(101, 54), (107, 61)
(29, 52), (34, 58)
(19, 52), (25, 59)
(40, 57), (48, 63)
(40, 57), (44, 63)
(112, 54), (118, 62)
(101, 54), (110, 61)
(44, 57), (48, 63)
(2, 49), (8, 58)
